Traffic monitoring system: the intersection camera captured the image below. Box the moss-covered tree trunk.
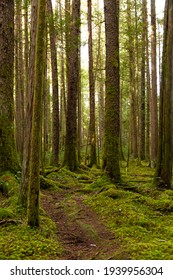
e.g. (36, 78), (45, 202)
(15, 0), (25, 163)
(63, 0), (80, 171)
(103, 0), (120, 182)
(27, 0), (46, 226)
(0, 0), (19, 175)
(155, 0), (173, 189)
(19, 0), (38, 207)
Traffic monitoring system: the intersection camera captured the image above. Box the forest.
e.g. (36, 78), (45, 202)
(0, 0), (173, 260)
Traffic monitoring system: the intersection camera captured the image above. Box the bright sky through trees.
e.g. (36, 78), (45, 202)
(51, 0), (165, 70)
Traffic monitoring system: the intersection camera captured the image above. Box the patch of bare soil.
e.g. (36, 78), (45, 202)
(41, 188), (120, 260)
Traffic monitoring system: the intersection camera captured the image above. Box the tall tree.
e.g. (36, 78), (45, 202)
(151, 0), (158, 167)
(15, 0), (25, 162)
(155, 0), (173, 189)
(47, 0), (60, 166)
(134, 0), (141, 165)
(63, 0), (80, 171)
(127, 0), (138, 158)
(140, 0), (147, 160)
(145, 3), (151, 163)
(59, 1), (67, 152)
(88, 0), (97, 166)
(95, 11), (105, 158)
(0, 0), (19, 174)
(27, 0), (46, 226)
(19, 0), (38, 207)
(103, 0), (120, 182)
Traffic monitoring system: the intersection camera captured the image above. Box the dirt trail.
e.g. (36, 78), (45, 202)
(41, 188), (120, 260)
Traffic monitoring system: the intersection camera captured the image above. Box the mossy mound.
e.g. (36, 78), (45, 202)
(40, 175), (61, 190)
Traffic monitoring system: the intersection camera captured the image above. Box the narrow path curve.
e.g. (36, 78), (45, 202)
(41, 188), (120, 259)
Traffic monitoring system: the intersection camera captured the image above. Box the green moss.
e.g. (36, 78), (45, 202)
(0, 219), (62, 260)
(84, 161), (173, 259)
(0, 172), (62, 260)
(40, 175), (61, 190)
(0, 208), (14, 219)
(0, 172), (19, 196)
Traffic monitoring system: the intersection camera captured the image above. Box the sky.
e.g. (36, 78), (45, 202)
(155, 0), (165, 17)
(52, 0), (165, 21)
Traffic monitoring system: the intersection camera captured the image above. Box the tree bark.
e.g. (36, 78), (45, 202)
(0, 0), (19, 174)
(151, 0), (158, 167)
(88, 0), (97, 167)
(140, 0), (147, 160)
(27, 0), (46, 226)
(47, 0), (60, 166)
(155, 0), (173, 189)
(103, 0), (120, 182)
(19, 0), (38, 207)
(63, 0), (80, 171)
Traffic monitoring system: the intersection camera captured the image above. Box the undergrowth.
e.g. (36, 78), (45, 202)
(0, 172), (62, 260)
(83, 160), (173, 259)
(1, 161), (173, 260)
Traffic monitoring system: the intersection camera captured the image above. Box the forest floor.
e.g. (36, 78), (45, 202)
(1, 161), (173, 259)
(41, 186), (120, 260)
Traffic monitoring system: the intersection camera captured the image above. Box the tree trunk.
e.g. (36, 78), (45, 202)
(63, 0), (80, 171)
(19, 0), (38, 207)
(0, 0), (19, 174)
(140, 0), (146, 160)
(127, 0), (138, 159)
(15, 0), (25, 162)
(145, 2), (151, 163)
(88, 0), (97, 167)
(27, 0), (46, 226)
(155, 0), (173, 189)
(151, 0), (158, 167)
(47, 0), (60, 166)
(103, 0), (120, 182)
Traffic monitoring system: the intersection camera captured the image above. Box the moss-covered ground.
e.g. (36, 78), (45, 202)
(83, 161), (173, 259)
(0, 173), (61, 260)
(1, 161), (173, 259)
